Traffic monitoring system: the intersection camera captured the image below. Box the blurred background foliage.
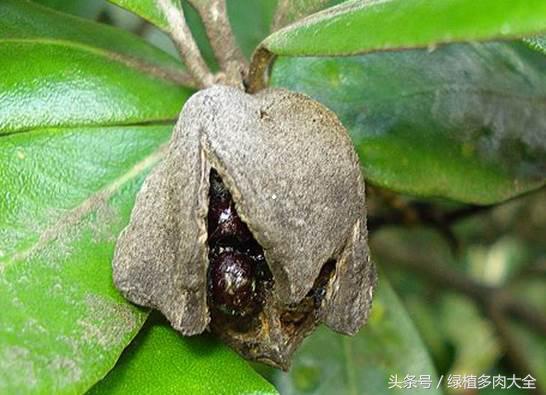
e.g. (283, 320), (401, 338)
(8, 0), (546, 394)
(367, 187), (546, 392)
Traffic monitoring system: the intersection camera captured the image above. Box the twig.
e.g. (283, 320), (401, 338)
(368, 185), (546, 234)
(502, 298), (546, 337)
(368, 187), (493, 229)
(156, 0), (214, 88)
(187, 0), (247, 86)
(444, 204), (493, 223)
(514, 259), (546, 280)
(246, 46), (275, 93)
(271, 0), (292, 31)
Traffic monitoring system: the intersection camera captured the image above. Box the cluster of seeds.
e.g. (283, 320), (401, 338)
(207, 170), (272, 317)
(206, 169), (338, 352)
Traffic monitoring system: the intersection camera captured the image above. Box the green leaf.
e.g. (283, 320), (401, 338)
(0, 42), (189, 134)
(107, 0), (170, 30)
(271, 275), (440, 395)
(271, 41), (546, 204)
(261, 0), (546, 57)
(0, 0), (192, 134)
(30, 0), (105, 18)
(0, 125), (167, 394)
(89, 314), (278, 395)
(0, 2), (275, 393)
(0, 1), (188, 393)
(1, 0), (183, 71)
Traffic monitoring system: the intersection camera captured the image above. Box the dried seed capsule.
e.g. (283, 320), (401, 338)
(112, 85), (376, 370)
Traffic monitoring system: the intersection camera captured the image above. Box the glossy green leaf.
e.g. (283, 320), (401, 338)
(271, 41), (546, 204)
(1, 0), (183, 70)
(262, 0), (546, 57)
(107, 0), (170, 30)
(271, 275), (440, 395)
(89, 314), (278, 395)
(0, 0), (191, 134)
(0, 125), (168, 394)
(0, 42), (188, 134)
(1, 1), (277, 393)
(30, 0), (106, 18)
(0, 3), (183, 393)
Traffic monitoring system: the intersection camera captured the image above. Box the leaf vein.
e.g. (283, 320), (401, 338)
(0, 38), (196, 88)
(0, 145), (167, 266)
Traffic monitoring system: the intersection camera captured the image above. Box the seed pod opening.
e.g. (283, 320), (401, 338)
(206, 169), (341, 368)
(112, 85), (376, 369)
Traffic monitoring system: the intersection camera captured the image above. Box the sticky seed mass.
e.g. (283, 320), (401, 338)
(206, 169), (337, 364)
(207, 169), (271, 318)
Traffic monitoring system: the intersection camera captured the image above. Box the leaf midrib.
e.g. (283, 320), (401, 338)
(0, 37), (192, 87)
(0, 145), (167, 267)
(263, 0), (546, 56)
(0, 119), (178, 138)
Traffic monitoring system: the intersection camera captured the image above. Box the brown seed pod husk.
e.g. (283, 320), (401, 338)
(112, 85), (376, 369)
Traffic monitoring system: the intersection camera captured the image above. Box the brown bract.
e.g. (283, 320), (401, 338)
(112, 85), (376, 369)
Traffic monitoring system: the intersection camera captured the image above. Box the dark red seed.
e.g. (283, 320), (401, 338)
(243, 241), (272, 282)
(208, 171), (230, 233)
(210, 208), (252, 244)
(209, 251), (258, 316)
(208, 170), (252, 244)
(307, 260), (336, 307)
(209, 169), (230, 201)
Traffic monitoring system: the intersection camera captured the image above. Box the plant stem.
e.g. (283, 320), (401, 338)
(156, 0), (213, 88)
(367, 186), (497, 253)
(187, 0), (247, 86)
(246, 47), (275, 93)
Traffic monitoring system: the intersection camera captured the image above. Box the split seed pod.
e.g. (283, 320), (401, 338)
(113, 85), (376, 369)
